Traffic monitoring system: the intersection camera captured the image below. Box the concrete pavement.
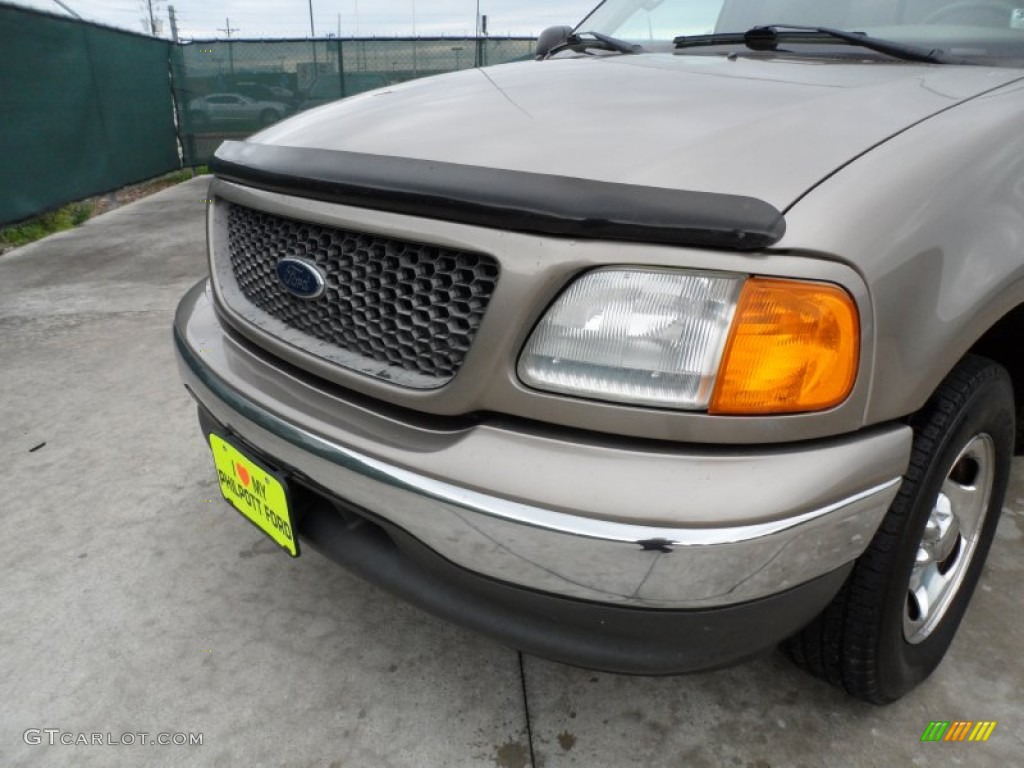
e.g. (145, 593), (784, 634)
(1, 178), (1021, 767)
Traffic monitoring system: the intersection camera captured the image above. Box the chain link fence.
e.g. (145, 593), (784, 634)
(171, 37), (536, 166)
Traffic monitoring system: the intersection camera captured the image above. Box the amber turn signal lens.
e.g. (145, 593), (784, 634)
(709, 278), (859, 415)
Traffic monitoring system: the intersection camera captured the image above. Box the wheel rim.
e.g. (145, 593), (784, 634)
(903, 434), (995, 644)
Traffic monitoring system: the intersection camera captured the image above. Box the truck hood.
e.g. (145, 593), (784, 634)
(253, 55), (1021, 212)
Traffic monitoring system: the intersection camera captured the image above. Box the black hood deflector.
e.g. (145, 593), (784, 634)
(211, 141), (786, 251)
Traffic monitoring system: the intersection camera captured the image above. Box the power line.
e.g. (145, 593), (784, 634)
(51, 0), (82, 19)
(29, 2), (550, 39)
(146, 0), (156, 35)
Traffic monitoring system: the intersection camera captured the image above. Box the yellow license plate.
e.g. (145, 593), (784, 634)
(209, 434), (298, 557)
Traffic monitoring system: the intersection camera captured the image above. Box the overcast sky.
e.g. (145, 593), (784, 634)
(10, 0), (598, 39)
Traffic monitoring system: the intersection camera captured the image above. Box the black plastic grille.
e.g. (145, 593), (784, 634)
(225, 203), (499, 386)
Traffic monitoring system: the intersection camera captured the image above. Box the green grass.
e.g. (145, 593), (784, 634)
(0, 201), (96, 248)
(166, 165), (210, 183)
(164, 170), (194, 184)
(0, 166), (210, 251)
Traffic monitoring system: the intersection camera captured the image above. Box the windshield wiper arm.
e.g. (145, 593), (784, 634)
(675, 24), (962, 64)
(750, 24), (960, 63)
(546, 30), (643, 59)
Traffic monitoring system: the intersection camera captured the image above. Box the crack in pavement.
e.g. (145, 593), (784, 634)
(518, 651), (538, 768)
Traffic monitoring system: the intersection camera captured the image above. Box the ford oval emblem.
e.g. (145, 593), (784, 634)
(276, 258), (326, 300)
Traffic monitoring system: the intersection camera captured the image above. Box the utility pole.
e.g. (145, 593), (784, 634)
(411, 0), (418, 76)
(146, 0), (157, 35)
(217, 18), (239, 76)
(474, 0), (481, 67)
(168, 5), (179, 43)
(308, 0), (318, 74)
(480, 14), (488, 67)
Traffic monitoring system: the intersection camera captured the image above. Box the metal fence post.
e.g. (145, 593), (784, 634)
(337, 38), (345, 98)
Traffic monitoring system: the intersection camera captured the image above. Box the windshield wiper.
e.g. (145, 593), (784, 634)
(674, 24), (963, 64)
(546, 30), (643, 59)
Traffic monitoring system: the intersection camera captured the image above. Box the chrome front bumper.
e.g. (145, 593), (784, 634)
(175, 280), (911, 610)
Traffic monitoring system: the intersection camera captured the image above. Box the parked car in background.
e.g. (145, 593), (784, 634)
(175, 0), (1024, 704)
(298, 73), (390, 110)
(232, 81), (299, 110)
(187, 92), (292, 131)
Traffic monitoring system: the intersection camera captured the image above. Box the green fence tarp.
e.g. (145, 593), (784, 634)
(0, 4), (534, 226)
(0, 6), (179, 226)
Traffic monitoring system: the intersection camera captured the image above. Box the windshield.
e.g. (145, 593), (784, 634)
(575, 0), (1024, 60)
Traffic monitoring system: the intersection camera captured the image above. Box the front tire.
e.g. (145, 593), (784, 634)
(784, 354), (1014, 703)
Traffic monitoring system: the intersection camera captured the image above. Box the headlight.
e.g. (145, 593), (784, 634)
(518, 269), (859, 414)
(517, 269), (743, 409)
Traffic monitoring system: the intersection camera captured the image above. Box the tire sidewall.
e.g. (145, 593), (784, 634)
(875, 373), (1014, 700)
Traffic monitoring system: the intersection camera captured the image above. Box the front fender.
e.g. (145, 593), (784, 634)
(778, 76), (1024, 425)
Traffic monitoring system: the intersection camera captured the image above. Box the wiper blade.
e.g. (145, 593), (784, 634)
(674, 32), (745, 49)
(750, 24), (960, 64)
(546, 30), (642, 59)
(675, 24), (962, 64)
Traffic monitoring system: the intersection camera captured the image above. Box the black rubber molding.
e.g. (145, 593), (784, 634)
(211, 141), (786, 251)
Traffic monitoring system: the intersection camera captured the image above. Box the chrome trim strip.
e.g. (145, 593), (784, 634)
(175, 326), (898, 549)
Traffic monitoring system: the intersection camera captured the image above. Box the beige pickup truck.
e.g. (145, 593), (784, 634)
(175, 0), (1024, 703)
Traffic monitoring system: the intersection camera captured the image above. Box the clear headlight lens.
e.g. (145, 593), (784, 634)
(517, 269), (744, 409)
